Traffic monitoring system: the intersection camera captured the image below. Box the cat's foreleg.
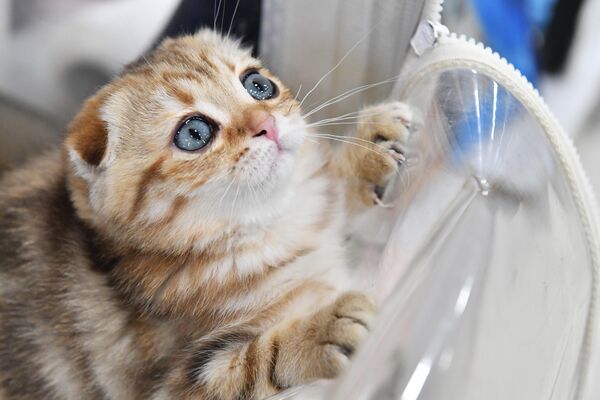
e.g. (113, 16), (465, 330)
(155, 292), (375, 400)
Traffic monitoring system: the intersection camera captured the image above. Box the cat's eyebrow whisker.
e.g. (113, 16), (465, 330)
(307, 76), (404, 119)
(298, 25), (378, 110)
(303, 82), (392, 117)
(288, 84), (303, 114)
(141, 55), (163, 81)
(298, 1), (399, 111)
(227, 0), (242, 38)
(214, 0), (223, 31)
(303, 75), (402, 119)
(294, 84), (303, 102)
(221, 0), (228, 35)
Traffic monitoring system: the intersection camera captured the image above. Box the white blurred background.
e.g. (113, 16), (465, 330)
(0, 0), (180, 169)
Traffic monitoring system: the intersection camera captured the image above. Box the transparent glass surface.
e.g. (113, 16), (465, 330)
(273, 68), (593, 399)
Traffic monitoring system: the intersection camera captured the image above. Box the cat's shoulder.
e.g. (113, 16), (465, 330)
(0, 149), (72, 259)
(0, 148), (65, 204)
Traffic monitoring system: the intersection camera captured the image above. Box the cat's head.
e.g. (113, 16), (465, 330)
(65, 30), (308, 253)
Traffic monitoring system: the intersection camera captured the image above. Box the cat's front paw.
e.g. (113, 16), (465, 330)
(352, 101), (414, 207)
(304, 292), (376, 378)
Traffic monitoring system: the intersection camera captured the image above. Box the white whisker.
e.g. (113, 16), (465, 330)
(307, 108), (393, 126)
(294, 84), (303, 101)
(227, 0), (241, 38)
(246, 181), (259, 205)
(298, 26), (377, 110)
(220, 0), (227, 34)
(214, 0), (223, 31)
(303, 75), (402, 119)
(206, 169), (232, 184)
(226, 183), (241, 250)
(308, 121), (391, 129)
(216, 177), (236, 215)
(308, 133), (392, 159)
(288, 84), (303, 113)
(311, 132), (393, 151)
(196, 172), (232, 216)
(307, 113), (363, 125)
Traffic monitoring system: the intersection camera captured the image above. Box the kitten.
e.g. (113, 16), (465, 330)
(0, 30), (412, 399)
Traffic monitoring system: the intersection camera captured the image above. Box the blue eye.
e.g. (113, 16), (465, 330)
(242, 72), (277, 100)
(174, 117), (214, 151)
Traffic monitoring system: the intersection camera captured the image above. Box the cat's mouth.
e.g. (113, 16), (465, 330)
(265, 143), (298, 183)
(240, 115), (304, 187)
(255, 134), (286, 154)
(266, 147), (290, 173)
(252, 116), (300, 155)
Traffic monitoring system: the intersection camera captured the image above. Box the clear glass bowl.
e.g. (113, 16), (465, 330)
(273, 68), (594, 400)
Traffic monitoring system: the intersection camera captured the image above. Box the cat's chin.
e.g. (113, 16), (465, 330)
(250, 149), (296, 195)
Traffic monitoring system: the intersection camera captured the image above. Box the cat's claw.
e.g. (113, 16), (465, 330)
(371, 190), (393, 208)
(345, 101), (416, 208)
(387, 145), (406, 166)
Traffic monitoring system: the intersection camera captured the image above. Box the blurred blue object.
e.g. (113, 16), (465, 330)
(441, 70), (519, 170)
(452, 0), (557, 165)
(527, 0), (558, 27)
(471, 0), (558, 87)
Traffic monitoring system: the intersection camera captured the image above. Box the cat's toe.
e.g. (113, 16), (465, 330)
(371, 188), (393, 208)
(308, 292), (376, 377)
(358, 101), (413, 144)
(322, 292), (375, 355)
(387, 101), (414, 129)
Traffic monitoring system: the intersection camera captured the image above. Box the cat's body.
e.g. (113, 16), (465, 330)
(0, 31), (411, 399)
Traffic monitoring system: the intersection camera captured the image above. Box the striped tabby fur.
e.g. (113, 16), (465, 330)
(0, 30), (412, 399)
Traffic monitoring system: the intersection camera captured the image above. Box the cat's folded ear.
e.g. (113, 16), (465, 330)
(65, 91), (111, 181)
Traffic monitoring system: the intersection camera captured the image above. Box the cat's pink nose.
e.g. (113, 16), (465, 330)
(252, 115), (279, 147)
